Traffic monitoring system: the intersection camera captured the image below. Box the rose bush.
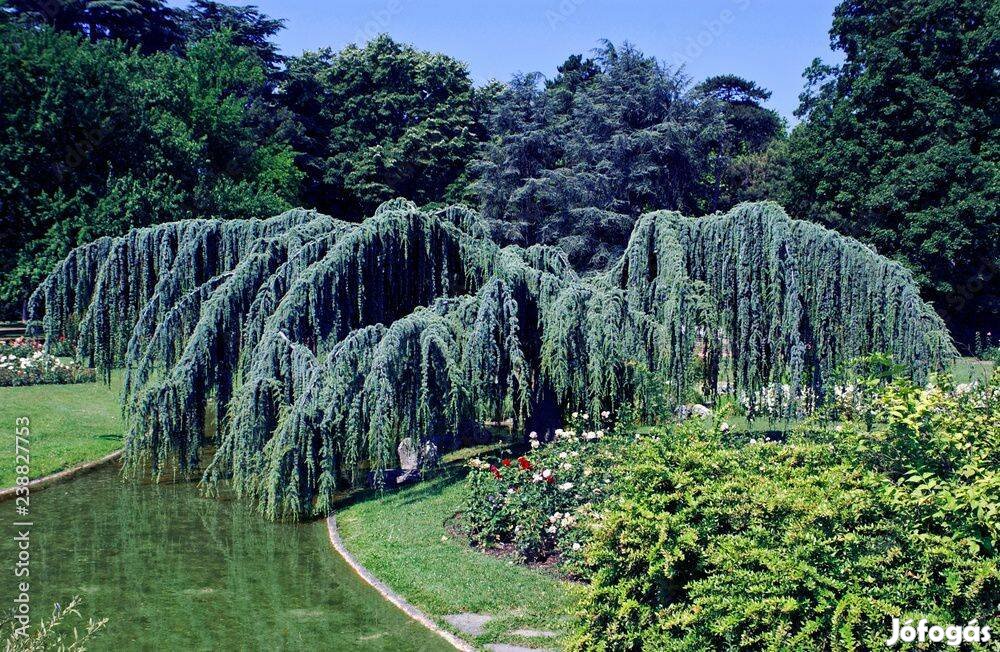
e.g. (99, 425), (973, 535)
(0, 338), (96, 386)
(463, 411), (621, 575)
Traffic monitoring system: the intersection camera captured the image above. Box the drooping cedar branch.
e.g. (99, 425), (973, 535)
(27, 200), (955, 519)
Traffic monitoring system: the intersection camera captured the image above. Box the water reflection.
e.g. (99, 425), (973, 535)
(2, 466), (447, 651)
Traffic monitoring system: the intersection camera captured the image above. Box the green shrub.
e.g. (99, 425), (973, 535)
(572, 373), (1000, 650)
(851, 371), (999, 553)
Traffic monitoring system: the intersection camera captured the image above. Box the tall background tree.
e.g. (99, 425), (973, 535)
(692, 74), (785, 213)
(178, 0), (285, 71)
(472, 42), (784, 269)
(778, 0), (999, 345)
(278, 35), (484, 217)
(3, 0), (184, 52)
(0, 18), (301, 315)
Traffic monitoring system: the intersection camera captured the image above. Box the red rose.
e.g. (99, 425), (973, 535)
(501, 458), (512, 467)
(545, 475), (555, 484)
(517, 456), (532, 470)
(489, 465), (502, 480)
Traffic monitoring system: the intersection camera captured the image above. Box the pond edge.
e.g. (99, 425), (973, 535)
(0, 449), (122, 502)
(326, 514), (474, 652)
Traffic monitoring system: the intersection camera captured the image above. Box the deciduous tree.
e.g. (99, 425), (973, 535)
(781, 0), (999, 341)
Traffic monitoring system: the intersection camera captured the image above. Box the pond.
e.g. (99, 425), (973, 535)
(1, 466), (449, 650)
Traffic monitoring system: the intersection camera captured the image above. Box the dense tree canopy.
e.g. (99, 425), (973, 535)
(2, 0), (990, 345)
(780, 0), (999, 341)
(0, 10), (490, 316)
(473, 43), (784, 269)
(692, 74), (785, 213)
(29, 200), (955, 519)
(179, 0), (285, 71)
(0, 20), (300, 315)
(2, 0), (184, 52)
(1, 0), (283, 64)
(474, 43), (699, 269)
(278, 35), (483, 217)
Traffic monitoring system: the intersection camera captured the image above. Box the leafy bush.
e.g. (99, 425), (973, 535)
(572, 373), (1000, 650)
(463, 412), (620, 574)
(824, 352), (908, 427)
(0, 338), (95, 386)
(852, 371), (999, 552)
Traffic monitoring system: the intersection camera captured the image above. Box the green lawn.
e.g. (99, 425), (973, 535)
(952, 356), (995, 384)
(0, 374), (124, 487)
(336, 460), (579, 649)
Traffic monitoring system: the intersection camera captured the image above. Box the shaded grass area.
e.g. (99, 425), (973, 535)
(952, 356), (995, 384)
(0, 373), (123, 487)
(336, 460), (578, 649)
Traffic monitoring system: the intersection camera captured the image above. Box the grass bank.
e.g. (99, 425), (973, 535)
(953, 356), (995, 383)
(336, 448), (578, 650)
(0, 373), (123, 487)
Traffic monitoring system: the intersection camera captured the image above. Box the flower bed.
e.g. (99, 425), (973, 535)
(463, 412), (621, 576)
(0, 338), (95, 386)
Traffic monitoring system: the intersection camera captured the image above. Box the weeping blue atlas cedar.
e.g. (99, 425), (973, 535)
(27, 200), (956, 519)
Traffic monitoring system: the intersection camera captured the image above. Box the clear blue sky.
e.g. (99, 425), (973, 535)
(207, 0), (843, 121)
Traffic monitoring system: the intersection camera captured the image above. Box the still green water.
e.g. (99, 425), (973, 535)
(1, 466), (449, 651)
